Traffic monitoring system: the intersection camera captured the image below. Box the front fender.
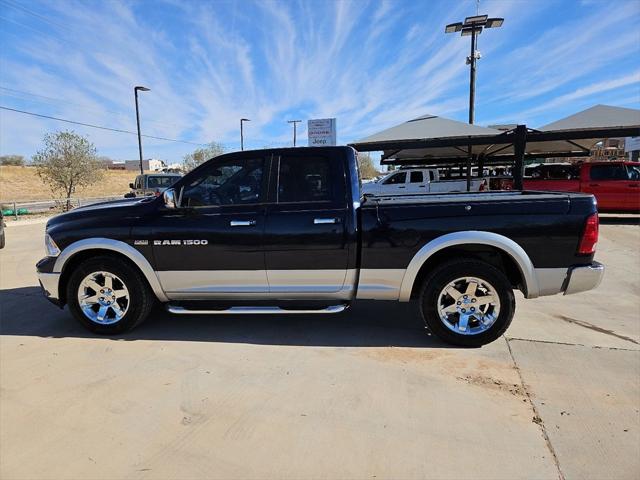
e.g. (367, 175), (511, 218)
(53, 238), (169, 302)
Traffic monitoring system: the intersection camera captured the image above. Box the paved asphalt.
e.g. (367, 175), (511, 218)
(1, 216), (638, 479)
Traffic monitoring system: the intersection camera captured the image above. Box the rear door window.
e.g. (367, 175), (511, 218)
(410, 171), (423, 183)
(277, 157), (334, 203)
(590, 164), (629, 180)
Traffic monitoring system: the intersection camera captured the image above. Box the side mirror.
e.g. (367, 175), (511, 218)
(163, 188), (178, 209)
(129, 183), (134, 189)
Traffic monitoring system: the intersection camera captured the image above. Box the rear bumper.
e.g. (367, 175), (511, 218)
(38, 272), (62, 306)
(563, 262), (605, 295)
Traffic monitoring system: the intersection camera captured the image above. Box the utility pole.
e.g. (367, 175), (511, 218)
(134, 86), (150, 174)
(287, 120), (301, 147)
(240, 118), (250, 151)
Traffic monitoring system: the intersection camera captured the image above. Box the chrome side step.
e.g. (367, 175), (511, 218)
(166, 304), (349, 315)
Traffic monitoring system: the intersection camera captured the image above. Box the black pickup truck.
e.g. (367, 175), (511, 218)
(37, 146), (604, 346)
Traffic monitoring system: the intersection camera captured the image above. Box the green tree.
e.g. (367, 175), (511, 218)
(32, 131), (102, 210)
(183, 142), (224, 171)
(357, 152), (379, 179)
(0, 155), (25, 166)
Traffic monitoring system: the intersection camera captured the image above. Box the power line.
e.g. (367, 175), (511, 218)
(0, 106), (207, 146)
(0, 0), (70, 31)
(0, 86), (127, 117)
(0, 86), (185, 130)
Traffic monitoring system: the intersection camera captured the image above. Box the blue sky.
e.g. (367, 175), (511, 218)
(1, 0), (639, 166)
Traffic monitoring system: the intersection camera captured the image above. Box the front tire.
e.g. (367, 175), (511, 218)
(419, 259), (515, 347)
(66, 255), (154, 334)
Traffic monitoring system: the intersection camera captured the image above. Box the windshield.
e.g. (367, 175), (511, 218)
(627, 165), (640, 180)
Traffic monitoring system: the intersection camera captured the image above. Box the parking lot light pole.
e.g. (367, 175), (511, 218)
(240, 118), (250, 151)
(287, 120), (301, 147)
(134, 86), (150, 175)
(445, 15), (503, 125)
(445, 14), (503, 191)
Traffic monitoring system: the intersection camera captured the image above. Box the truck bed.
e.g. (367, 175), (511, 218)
(359, 189), (597, 274)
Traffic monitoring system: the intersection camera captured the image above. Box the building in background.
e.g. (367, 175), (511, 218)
(591, 138), (626, 161)
(625, 136), (640, 161)
(124, 159), (166, 171)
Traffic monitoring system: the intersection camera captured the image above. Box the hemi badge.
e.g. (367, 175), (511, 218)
(134, 240), (149, 245)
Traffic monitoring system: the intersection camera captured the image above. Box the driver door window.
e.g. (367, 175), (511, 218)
(180, 158), (265, 207)
(383, 172), (407, 185)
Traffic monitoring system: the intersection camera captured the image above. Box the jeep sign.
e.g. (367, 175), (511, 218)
(308, 118), (337, 146)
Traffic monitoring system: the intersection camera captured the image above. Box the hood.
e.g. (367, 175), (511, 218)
(46, 197), (157, 229)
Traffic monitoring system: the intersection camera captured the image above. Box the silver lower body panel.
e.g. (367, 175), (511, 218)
(159, 269), (357, 301)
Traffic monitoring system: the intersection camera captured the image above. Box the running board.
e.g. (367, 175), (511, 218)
(166, 304), (349, 315)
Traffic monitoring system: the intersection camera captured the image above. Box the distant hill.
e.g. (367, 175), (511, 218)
(0, 166), (142, 202)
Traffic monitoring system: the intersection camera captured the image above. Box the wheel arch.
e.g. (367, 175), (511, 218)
(54, 238), (168, 304)
(399, 231), (539, 301)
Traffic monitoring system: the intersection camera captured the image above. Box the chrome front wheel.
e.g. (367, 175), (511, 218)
(77, 271), (130, 325)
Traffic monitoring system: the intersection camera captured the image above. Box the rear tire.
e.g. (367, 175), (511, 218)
(419, 259), (515, 347)
(66, 255), (154, 334)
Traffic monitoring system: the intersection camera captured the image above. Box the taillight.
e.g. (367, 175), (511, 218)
(578, 213), (599, 254)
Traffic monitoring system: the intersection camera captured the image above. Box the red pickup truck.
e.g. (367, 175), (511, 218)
(523, 161), (640, 212)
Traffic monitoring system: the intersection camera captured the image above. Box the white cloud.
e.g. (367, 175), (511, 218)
(0, 0), (638, 162)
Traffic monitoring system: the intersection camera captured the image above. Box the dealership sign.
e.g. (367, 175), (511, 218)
(308, 118), (337, 146)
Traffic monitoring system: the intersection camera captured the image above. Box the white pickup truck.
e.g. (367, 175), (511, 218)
(362, 168), (485, 196)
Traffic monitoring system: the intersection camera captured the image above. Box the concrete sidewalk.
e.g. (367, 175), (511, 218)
(1, 220), (638, 479)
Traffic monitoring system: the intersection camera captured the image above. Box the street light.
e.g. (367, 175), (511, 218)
(445, 14), (503, 124)
(287, 120), (301, 147)
(240, 118), (250, 151)
(134, 86), (150, 174)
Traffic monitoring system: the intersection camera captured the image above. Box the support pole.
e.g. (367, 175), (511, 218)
(466, 152), (473, 192)
(513, 124), (527, 190)
(469, 31), (477, 125)
(134, 90), (144, 175)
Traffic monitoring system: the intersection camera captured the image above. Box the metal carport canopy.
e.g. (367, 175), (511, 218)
(349, 114), (509, 162)
(348, 105), (640, 189)
(350, 105), (640, 163)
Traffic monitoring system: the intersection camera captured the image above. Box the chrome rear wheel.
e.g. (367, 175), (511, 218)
(437, 276), (501, 335)
(419, 259), (515, 347)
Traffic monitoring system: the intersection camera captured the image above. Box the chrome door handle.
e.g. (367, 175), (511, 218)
(230, 220), (256, 227)
(314, 218), (338, 224)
